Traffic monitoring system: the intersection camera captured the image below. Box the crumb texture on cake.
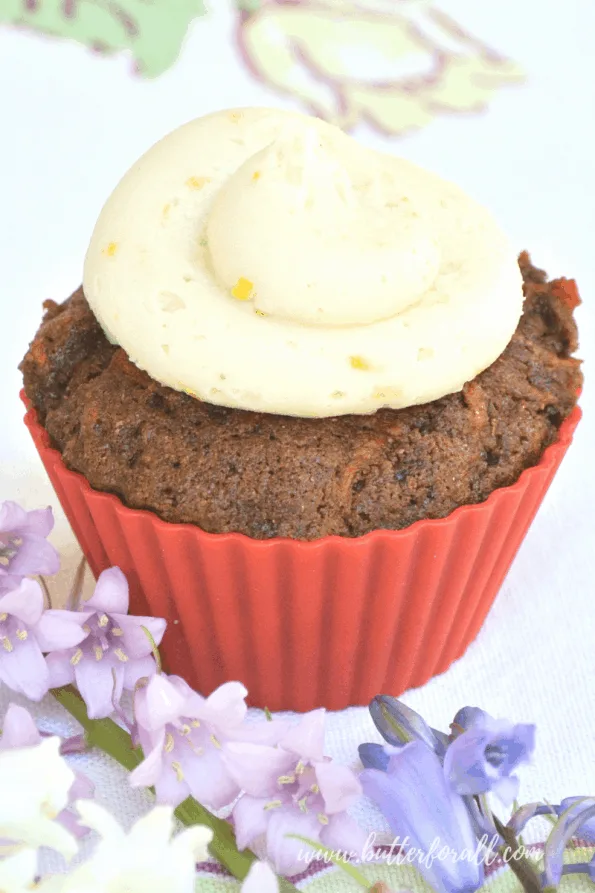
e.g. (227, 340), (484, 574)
(21, 255), (582, 540)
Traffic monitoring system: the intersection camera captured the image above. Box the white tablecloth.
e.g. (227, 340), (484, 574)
(1, 0), (594, 867)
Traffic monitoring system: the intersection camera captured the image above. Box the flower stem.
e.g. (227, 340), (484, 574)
(52, 686), (298, 892)
(493, 815), (542, 893)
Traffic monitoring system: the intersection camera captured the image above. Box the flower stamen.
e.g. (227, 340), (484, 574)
(111, 627), (124, 636)
(171, 761), (184, 782)
(317, 813), (329, 825)
(210, 734), (222, 749)
(94, 646), (104, 661)
(164, 733), (175, 754)
(70, 648), (83, 666)
(1, 636), (13, 653)
(264, 800), (283, 811)
(114, 648), (129, 663)
(278, 775), (296, 785)
(15, 629), (28, 641)
(298, 797), (309, 813)
(98, 614), (109, 627)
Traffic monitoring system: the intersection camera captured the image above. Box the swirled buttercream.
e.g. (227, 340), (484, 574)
(83, 107), (523, 417)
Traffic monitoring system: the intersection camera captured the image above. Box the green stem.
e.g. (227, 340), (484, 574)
(52, 686), (298, 892)
(493, 815), (542, 893)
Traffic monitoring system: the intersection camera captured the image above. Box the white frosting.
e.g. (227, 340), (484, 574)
(83, 107), (524, 417)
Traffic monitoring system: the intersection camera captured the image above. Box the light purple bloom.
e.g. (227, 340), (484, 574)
(130, 673), (286, 811)
(0, 578), (87, 701)
(362, 741), (483, 893)
(224, 710), (367, 877)
(0, 702), (94, 838)
(45, 567), (166, 719)
(444, 715), (535, 806)
(543, 797), (595, 887)
(369, 695), (448, 756)
(0, 501), (59, 582)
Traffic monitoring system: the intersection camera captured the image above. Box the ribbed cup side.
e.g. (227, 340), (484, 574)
(23, 393), (581, 711)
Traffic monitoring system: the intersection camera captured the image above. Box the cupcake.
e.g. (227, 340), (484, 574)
(21, 108), (582, 711)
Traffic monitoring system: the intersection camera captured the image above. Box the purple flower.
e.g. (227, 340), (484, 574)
(369, 696), (448, 756)
(130, 674), (286, 810)
(0, 501), (59, 582)
(543, 797), (595, 887)
(0, 702), (94, 838)
(444, 715), (535, 806)
(45, 567), (166, 719)
(224, 710), (367, 877)
(362, 741), (483, 893)
(0, 578), (87, 700)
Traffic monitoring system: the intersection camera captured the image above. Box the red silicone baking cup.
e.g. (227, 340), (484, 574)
(22, 392), (580, 711)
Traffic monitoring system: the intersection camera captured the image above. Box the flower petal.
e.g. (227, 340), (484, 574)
(34, 609), (88, 651)
(123, 654), (158, 690)
(171, 822), (213, 865)
(321, 812), (369, 859)
(129, 734), (168, 790)
(0, 636), (50, 700)
(362, 741), (482, 893)
(112, 614), (167, 659)
(74, 656), (123, 719)
(315, 761), (362, 814)
(558, 798), (595, 844)
(266, 807), (322, 876)
(358, 742), (391, 771)
(0, 578), (44, 625)
(0, 500), (28, 533)
(232, 795), (272, 851)
(18, 506), (55, 539)
(74, 798), (123, 843)
(241, 861), (279, 893)
(46, 650), (76, 688)
(223, 742), (295, 797)
(279, 709), (326, 762)
(200, 681), (248, 731)
(182, 744), (240, 811)
(135, 673), (188, 732)
(87, 567), (129, 614)
(0, 703), (41, 749)
(0, 847), (38, 889)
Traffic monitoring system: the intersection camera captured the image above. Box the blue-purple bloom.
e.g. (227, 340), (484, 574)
(0, 578), (87, 700)
(444, 716), (535, 806)
(45, 567), (166, 719)
(362, 740), (483, 893)
(0, 501), (59, 584)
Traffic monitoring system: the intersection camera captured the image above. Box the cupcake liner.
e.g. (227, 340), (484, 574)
(23, 391), (581, 711)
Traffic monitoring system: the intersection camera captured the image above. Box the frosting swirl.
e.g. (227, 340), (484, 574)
(83, 107), (523, 417)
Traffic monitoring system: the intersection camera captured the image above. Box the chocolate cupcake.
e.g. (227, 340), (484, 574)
(21, 108), (582, 710)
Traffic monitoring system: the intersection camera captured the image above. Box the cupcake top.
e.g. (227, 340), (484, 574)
(83, 107), (523, 417)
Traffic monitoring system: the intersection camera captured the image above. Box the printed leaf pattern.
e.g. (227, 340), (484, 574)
(237, 0), (525, 135)
(0, 0), (206, 76)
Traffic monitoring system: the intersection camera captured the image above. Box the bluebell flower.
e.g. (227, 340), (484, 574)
(361, 740), (483, 893)
(444, 715), (535, 806)
(543, 797), (595, 887)
(369, 695), (449, 756)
